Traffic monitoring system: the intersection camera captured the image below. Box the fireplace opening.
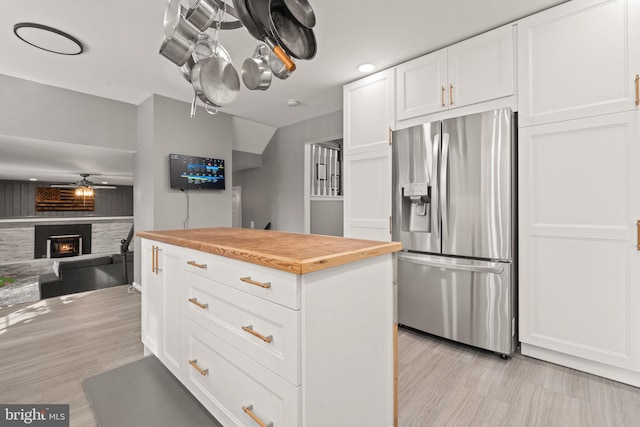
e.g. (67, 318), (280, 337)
(47, 234), (82, 258)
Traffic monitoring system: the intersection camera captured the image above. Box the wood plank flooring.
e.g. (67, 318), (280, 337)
(0, 286), (143, 426)
(1, 287), (640, 426)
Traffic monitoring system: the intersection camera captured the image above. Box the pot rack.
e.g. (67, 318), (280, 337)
(160, 0), (317, 117)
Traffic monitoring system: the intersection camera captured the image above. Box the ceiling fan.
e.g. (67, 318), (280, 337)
(50, 173), (116, 196)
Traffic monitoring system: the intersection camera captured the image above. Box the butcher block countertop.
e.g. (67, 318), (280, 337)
(137, 227), (402, 274)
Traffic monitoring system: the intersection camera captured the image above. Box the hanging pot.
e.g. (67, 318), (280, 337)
(185, 0), (243, 30)
(179, 34), (233, 82)
(160, 0), (200, 66)
(232, 0), (296, 72)
(242, 43), (272, 90)
(191, 54), (240, 110)
(269, 51), (291, 79)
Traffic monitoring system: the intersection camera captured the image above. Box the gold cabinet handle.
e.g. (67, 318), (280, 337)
(188, 359), (208, 376)
(151, 245), (156, 273)
(449, 83), (454, 105)
(240, 277), (271, 289)
(187, 260), (207, 269)
(635, 74), (639, 106)
(241, 325), (273, 344)
(242, 405), (273, 427)
(188, 297), (208, 310)
(155, 246), (159, 274)
(441, 85), (445, 107)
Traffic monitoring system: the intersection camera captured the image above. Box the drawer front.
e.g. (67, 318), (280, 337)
(186, 320), (300, 427)
(182, 247), (301, 310)
(186, 271), (301, 386)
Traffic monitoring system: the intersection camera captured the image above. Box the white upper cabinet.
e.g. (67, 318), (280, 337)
(396, 24), (515, 121)
(518, 0), (640, 127)
(343, 68), (395, 156)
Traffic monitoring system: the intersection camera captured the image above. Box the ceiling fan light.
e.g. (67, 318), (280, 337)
(75, 186), (94, 197)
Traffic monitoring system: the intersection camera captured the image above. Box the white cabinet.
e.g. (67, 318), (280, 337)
(396, 24), (514, 121)
(519, 111), (640, 385)
(343, 68), (394, 241)
(141, 239), (395, 426)
(141, 239), (184, 378)
(518, 0), (640, 127)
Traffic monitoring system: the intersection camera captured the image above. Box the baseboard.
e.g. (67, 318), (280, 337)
(521, 343), (640, 388)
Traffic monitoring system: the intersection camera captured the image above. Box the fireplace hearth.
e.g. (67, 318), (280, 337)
(47, 234), (82, 258)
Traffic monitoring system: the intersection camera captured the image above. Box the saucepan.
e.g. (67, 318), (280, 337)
(269, 51), (291, 79)
(190, 52), (240, 114)
(179, 33), (232, 82)
(185, 0), (244, 30)
(159, 0), (200, 66)
(242, 43), (272, 90)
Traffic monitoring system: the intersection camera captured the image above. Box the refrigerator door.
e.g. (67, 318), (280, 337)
(397, 252), (515, 355)
(441, 108), (513, 260)
(392, 123), (440, 254)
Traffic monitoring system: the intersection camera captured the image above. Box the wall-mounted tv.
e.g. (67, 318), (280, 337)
(169, 153), (225, 190)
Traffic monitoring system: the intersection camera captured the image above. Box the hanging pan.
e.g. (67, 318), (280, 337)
(280, 0), (315, 29)
(232, 0), (296, 72)
(190, 53), (240, 112)
(160, 0), (200, 66)
(242, 43), (272, 90)
(185, 0), (243, 30)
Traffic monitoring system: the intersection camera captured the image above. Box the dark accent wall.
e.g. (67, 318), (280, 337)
(0, 180), (133, 218)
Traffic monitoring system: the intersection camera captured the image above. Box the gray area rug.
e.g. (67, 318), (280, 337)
(0, 276), (40, 307)
(83, 356), (222, 427)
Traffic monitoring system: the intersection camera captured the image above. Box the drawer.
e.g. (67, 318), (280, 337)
(185, 271), (301, 386)
(182, 247), (301, 310)
(185, 319), (300, 427)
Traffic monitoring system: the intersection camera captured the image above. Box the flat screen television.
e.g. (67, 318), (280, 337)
(169, 153), (225, 190)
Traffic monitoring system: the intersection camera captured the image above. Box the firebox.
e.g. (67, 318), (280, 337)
(47, 234), (82, 258)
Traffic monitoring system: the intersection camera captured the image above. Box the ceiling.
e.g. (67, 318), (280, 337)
(0, 0), (567, 185)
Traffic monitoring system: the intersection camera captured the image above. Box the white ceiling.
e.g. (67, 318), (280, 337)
(0, 0), (567, 185)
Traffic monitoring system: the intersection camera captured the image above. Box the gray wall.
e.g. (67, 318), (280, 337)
(0, 74), (136, 151)
(233, 110), (342, 233)
(134, 95), (233, 283)
(0, 180), (133, 218)
(310, 200), (344, 236)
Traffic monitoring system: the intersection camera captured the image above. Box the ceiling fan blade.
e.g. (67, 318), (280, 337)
(50, 184), (78, 188)
(92, 185), (117, 189)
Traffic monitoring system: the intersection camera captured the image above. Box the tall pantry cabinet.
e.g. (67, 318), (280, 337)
(343, 69), (395, 242)
(518, 0), (640, 386)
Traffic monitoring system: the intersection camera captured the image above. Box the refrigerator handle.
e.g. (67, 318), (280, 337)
(432, 133), (440, 239)
(397, 253), (505, 274)
(440, 132), (450, 238)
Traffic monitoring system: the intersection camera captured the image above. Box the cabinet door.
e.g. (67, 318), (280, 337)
(519, 111), (640, 373)
(448, 24), (514, 109)
(343, 68), (395, 156)
(343, 148), (392, 241)
(396, 49), (448, 120)
(518, 0), (640, 127)
(160, 248), (184, 378)
(141, 239), (163, 356)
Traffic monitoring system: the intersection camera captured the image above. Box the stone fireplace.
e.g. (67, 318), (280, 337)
(47, 234), (82, 258)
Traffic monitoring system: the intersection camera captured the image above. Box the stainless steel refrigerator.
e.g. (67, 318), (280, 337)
(392, 108), (517, 357)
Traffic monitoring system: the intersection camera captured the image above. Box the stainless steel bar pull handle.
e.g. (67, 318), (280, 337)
(240, 277), (271, 289)
(636, 74), (639, 106)
(431, 134), (441, 240)
(637, 220), (640, 250)
(441, 86), (446, 107)
(449, 83), (454, 105)
(440, 133), (450, 238)
(242, 405), (273, 427)
(397, 253), (505, 274)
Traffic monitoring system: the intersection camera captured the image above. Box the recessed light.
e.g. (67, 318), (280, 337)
(101, 181), (109, 185)
(287, 99), (300, 107)
(357, 63), (375, 73)
(29, 178), (38, 181)
(13, 23), (84, 55)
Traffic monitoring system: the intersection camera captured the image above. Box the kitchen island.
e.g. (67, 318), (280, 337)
(138, 227), (401, 427)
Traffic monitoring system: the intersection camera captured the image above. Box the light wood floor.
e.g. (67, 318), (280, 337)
(1, 287), (640, 427)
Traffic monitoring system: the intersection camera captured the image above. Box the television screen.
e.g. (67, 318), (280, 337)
(169, 153), (225, 190)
